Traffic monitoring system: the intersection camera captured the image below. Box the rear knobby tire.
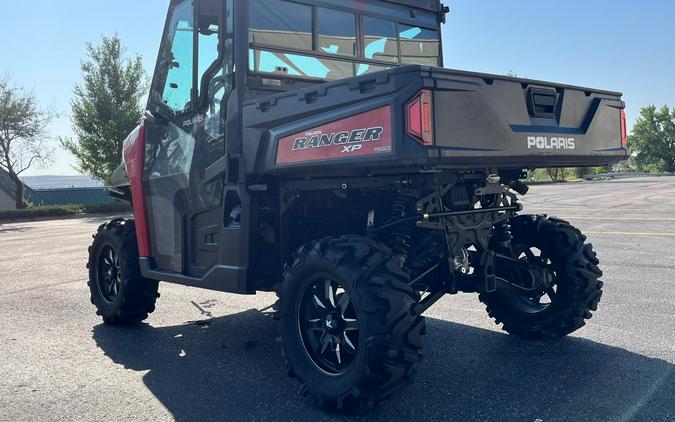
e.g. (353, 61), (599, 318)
(87, 219), (159, 325)
(480, 215), (603, 339)
(277, 235), (425, 412)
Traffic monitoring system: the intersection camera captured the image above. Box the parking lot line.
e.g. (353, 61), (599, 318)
(530, 207), (675, 212)
(585, 231), (675, 237)
(560, 217), (675, 221)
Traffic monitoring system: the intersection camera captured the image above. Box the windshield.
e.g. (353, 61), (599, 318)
(248, 0), (441, 82)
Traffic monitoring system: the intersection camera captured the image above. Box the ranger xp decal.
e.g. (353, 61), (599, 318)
(292, 127), (384, 151)
(276, 106), (393, 164)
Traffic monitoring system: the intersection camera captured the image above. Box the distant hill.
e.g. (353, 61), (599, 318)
(21, 175), (103, 189)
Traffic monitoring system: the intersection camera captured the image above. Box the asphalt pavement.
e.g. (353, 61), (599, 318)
(0, 176), (673, 422)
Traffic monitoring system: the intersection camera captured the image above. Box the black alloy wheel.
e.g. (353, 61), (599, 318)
(506, 244), (559, 312)
(299, 278), (360, 375)
(98, 246), (122, 302)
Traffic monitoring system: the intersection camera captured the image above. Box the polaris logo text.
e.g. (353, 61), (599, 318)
(292, 127), (384, 152)
(527, 136), (576, 150)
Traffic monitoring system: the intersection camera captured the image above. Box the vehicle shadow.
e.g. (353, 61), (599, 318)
(92, 308), (674, 422)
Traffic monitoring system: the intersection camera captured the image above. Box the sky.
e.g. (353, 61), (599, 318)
(1, 0), (673, 176)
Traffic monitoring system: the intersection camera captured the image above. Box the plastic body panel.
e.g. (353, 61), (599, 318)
(241, 65), (626, 178)
(429, 68), (626, 168)
(122, 124), (151, 257)
(242, 67), (430, 177)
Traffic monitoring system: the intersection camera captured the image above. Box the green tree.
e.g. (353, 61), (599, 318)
(628, 105), (675, 173)
(0, 76), (54, 209)
(61, 35), (147, 184)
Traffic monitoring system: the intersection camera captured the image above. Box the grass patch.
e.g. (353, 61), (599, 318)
(0, 202), (131, 222)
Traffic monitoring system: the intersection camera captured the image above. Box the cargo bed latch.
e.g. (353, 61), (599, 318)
(527, 88), (558, 119)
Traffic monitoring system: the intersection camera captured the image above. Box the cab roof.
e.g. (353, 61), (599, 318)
(381, 0), (441, 13)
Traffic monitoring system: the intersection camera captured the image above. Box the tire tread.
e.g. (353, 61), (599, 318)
(277, 235), (425, 411)
(87, 219), (159, 325)
(480, 215), (603, 339)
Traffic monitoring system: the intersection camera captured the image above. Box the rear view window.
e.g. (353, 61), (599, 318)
(249, 0), (312, 51)
(318, 8), (357, 57)
(362, 16), (399, 63)
(250, 49), (355, 81)
(247, 1), (442, 83)
(400, 25), (440, 66)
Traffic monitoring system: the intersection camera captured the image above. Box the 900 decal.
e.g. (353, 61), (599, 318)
(276, 107), (393, 164)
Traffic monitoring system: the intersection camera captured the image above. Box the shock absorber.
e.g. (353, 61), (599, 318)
(492, 220), (514, 255)
(387, 193), (418, 266)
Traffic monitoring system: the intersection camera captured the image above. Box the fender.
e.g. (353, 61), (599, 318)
(122, 123), (151, 257)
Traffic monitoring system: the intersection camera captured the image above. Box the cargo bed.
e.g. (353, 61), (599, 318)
(241, 65), (627, 177)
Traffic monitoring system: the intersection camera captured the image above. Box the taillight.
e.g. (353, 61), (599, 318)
(407, 90), (434, 146)
(620, 109), (628, 148)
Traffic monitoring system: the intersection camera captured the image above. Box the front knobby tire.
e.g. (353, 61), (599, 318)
(480, 215), (603, 339)
(277, 235), (425, 412)
(87, 219), (159, 325)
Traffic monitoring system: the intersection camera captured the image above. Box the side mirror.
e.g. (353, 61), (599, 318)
(143, 110), (171, 146)
(145, 108), (173, 125)
(145, 110), (167, 126)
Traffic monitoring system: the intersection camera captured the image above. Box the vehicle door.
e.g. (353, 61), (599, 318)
(144, 0), (234, 274)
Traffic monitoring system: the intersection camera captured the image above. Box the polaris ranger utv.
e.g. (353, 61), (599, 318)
(89, 0), (628, 411)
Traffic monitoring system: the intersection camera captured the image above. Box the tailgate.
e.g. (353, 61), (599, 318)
(429, 68), (627, 168)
